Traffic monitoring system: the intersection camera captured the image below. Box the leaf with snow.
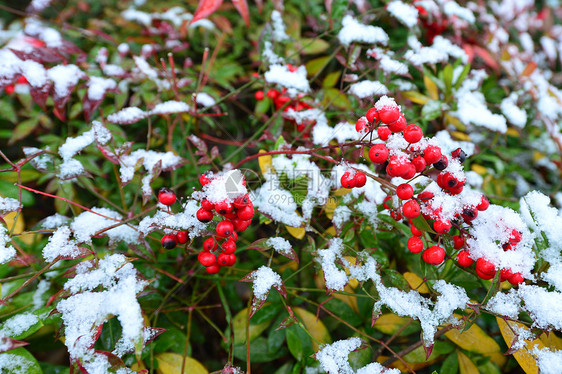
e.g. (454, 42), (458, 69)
(338, 15), (389, 47)
(107, 107), (147, 124)
(240, 266), (286, 318)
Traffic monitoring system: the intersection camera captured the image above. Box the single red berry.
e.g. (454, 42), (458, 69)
(461, 206), (478, 222)
(451, 148), (467, 163)
(386, 158), (408, 177)
(433, 155), (449, 171)
(377, 126), (391, 141)
(341, 172), (357, 189)
(390, 210), (403, 221)
(476, 268), (495, 280)
(403, 124), (423, 143)
(158, 188), (177, 205)
(422, 246), (445, 265)
(396, 184), (414, 200)
(457, 250), (474, 267)
(400, 163), (417, 180)
(368, 144), (389, 164)
(388, 114), (407, 133)
(200, 174), (212, 185)
(205, 264), (221, 274)
(423, 145), (442, 164)
(267, 89), (280, 99)
(411, 223), (423, 236)
(476, 258), (496, 278)
(500, 268), (513, 282)
(222, 239), (237, 254)
(222, 212), (238, 220)
(215, 200), (233, 215)
(442, 173), (458, 188)
(407, 236), (424, 253)
(161, 234), (178, 249)
(196, 208), (214, 223)
(509, 230), (522, 244)
(452, 235), (465, 249)
(232, 218), (251, 232)
(217, 252), (232, 266)
(355, 116), (369, 133)
(177, 230), (189, 244)
(203, 237), (217, 251)
(229, 231), (238, 241)
(382, 196), (393, 210)
(237, 204), (255, 220)
(402, 200), (421, 219)
(366, 107), (379, 123)
(201, 199), (215, 211)
(417, 191), (434, 202)
(224, 254), (237, 266)
(216, 220), (234, 237)
(379, 106), (400, 125)
(233, 194), (250, 209)
(255, 90), (264, 100)
(508, 272), (525, 285)
(476, 195), (489, 211)
(433, 219), (451, 234)
(198, 251), (217, 267)
(354, 172), (367, 188)
(412, 156), (427, 172)
(448, 185), (464, 195)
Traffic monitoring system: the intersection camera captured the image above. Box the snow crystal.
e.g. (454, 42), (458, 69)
(70, 207), (139, 244)
(0, 312), (39, 338)
(0, 352), (34, 372)
(0, 197), (21, 214)
(87, 77), (117, 101)
(501, 93), (527, 128)
(317, 238), (349, 291)
(433, 130), (475, 157)
(122, 7), (152, 26)
(405, 36), (467, 66)
(533, 347), (562, 374)
(133, 56), (170, 89)
(519, 285), (562, 330)
(107, 107), (147, 124)
(338, 15), (389, 47)
(42, 226), (80, 262)
(117, 43), (129, 55)
(271, 10), (289, 42)
(387, 1), (419, 28)
(27, 0), (53, 12)
(250, 266), (283, 300)
(266, 237), (292, 255)
(195, 93), (216, 107)
(0, 225), (16, 264)
(485, 289), (521, 318)
(332, 205), (352, 229)
(47, 64), (85, 99)
(349, 80), (388, 98)
(264, 64), (310, 96)
(262, 41), (283, 64)
(149, 100), (190, 115)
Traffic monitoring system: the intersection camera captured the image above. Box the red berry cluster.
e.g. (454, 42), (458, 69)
(340, 171), (367, 189)
(157, 187), (189, 250)
(195, 173), (254, 274)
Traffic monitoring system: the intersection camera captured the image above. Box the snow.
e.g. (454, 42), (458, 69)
(0, 197), (21, 214)
(501, 93), (527, 128)
(338, 15), (389, 47)
(332, 205), (352, 229)
(21, 60), (48, 87)
(0, 225), (16, 265)
(349, 80), (388, 98)
(87, 77), (117, 101)
(433, 130), (475, 157)
(47, 64), (85, 99)
(249, 266), (283, 301)
(266, 237), (292, 255)
(117, 43), (130, 55)
(317, 238), (349, 291)
(379, 56), (408, 75)
(387, 1), (418, 28)
(485, 289), (521, 319)
(107, 107), (147, 124)
(252, 174), (304, 227)
(271, 10), (289, 42)
(42, 226), (80, 262)
(27, 0), (53, 12)
(122, 7), (152, 26)
(443, 2), (475, 23)
(200, 169), (248, 204)
(149, 100), (190, 115)
(70, 207), (139, 244)
(533, 347), (562, 374)
(195, 92), (216, 107)
(138, 200), (208, 239)
(33, 279), (50, 310)
(0, 312), (39, 338)
(405, 36), (467, 66)
(375, 95), (400, 111)
(0, 352), (34, 372)
(264, 64), (310, 97)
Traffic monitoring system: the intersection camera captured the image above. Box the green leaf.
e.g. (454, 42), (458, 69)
(0, 101), (17, 123)
(300, 38), (330, 55)
(411, 215), (436, 234)
(441, 352), (459, 374)
(322, 87), (351, 109)
(232, 337), (288, 362)
(421, 100), (446, 121)
(444, 65), (454, 95)
(286, 323), (313, 361)
(0, 180), (35, 206)
(454, 64), (471, 90)
(9, 118), (40, 145)
(322, 71), (341, 88)
(305, 56), (331, 76)
(0, 347), (43, 374)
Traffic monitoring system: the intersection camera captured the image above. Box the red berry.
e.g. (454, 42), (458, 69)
(232, 218), (251, 232)
(417, 191), (434, 202)
(203, 237), (217, 251)
(476, 258), (496, 278)
(255, 90), (264, 100)
(407, 236), (424, 253)
(205, 264), (221, 274)
(158, 188), (177, 205)
(341, 172), (356, 189)
(508, 273), (524, 285)
(196, 208), (214, 223)
(403, 124), (423, 143)
(433, 155), (449, 171)
(200, 174), (212, 185)
(224, 254), (237, 266)
(411, 224), (423, 236)
(222, 239), (237, 254)
(379, 106), (400, 125)
(452, 235), (465, 249)
(368, 144), (389, 164)
(423, 145), (442, 164)
(433, 219), (451, 234)
(500, 268), (513, 282)
(216, 220), (234, 237)
(237, 204), (255, 220)
(457, 250), (473, 267)
(390, 210), (403, 221)
(476, 268), (495, 280)
(377, 126), (391, 140)
(382, 196), (393, 210)
(198, 251), (217, 267)
(448, 185), (464, 195)
(461, 207), (478, 222)
(388, 114), (407, 133)
(215, 200), (233, 215)
(366, 107), (379, 123)
(412, 156), (427, 172)
(509, 230), (522, 244)
(386, 158), (408, 177)
(476, 196), (489, 211)
(177, 230), (189, 244)
(402, 200), (421, 219)
(355, 116), (369, 133)
(354, 172), (367, 187)
(442, 173), (458, 188)
(201, 199), (215, 211)
(400, 163), (417, 180)
(267, 89), (280, 99)
(217, 252), (232, 266)
(451, 148), (467, 163)
(233, 194), (250, 209)
(161, 234), (178, 249)
(422, 246), (445, 265)
(396, 184), (414, 200)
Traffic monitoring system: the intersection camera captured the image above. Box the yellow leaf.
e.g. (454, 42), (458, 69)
(506, 128), (520, 137)
(333, 188), (351, 196)
(457, 350), (479, 374)
(445, 114), (466, 131)
(293, 307), (331, 351)
(403, 272), (429, 294)
(155, 353), (208, 374)
(497, 317), (544, 374)
(424, 76), (439, 100)
(258, 149), (274, 175)
(325, 226), (336, 236)
(232, 306), (273, 345)
(471, 164), (488, 175)
(402, 91), (430, 105)
(540, 332), (562, 351)
(285, 224), (305, 239)
(450, 131), (471, 141)
(376, 355), (438, 371)
(324, 197), (338, 220)
(373, 314), (411, 335)
(2, 211), (34, 245)
(533, 151), (545, 162)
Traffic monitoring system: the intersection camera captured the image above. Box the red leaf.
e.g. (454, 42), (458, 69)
(473, 45), (499, 72)
(325, 0), (333, 16)
(254, 0), (263, 13)
(29, 84), (51, 110)
(0, 337), (29, 353)
(232, 0), (250, 27)
(190, 0), (223, 25)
